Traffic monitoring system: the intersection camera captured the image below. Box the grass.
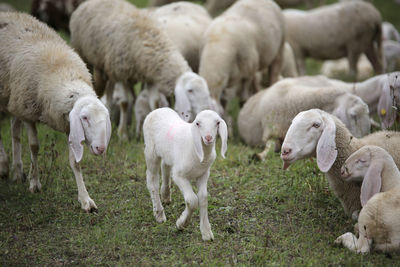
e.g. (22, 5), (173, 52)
(1, 0), (400, 265)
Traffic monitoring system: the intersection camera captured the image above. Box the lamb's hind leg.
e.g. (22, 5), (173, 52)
(0, 121), (9, 179)
(197, 171), (213, 241)
(174, 174), (198, 229)
(25, 122), (41, 192)
(11, 117), (25, 182)
(145, 153), (165, 223)
(161, 161), (171, 204)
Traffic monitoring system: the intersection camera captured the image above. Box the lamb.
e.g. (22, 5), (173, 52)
(143, 108), (227, 241)
(0, 12), (111, 212)
(152, 1), (212, 72)
(238, 79), (371, 161)
(284, 2), (383, 77)
(70, 0), (212, 138)
(199, 0), (285, 120)
(280, 109), (400, 219)
(335, 146), (400, 253)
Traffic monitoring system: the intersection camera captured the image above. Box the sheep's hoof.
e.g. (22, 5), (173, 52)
(154, 210), (166, 223)
(176, 217), (188, 229)
(201, 230), (214, 241)
(79, 196), (98, 213)
(29, 180), (42, 193)
(11, 168), (26, 182)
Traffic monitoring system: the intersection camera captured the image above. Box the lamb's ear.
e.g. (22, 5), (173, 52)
(191, 123), (204, 162)
(316, 115), (337, 172)
(174, 78), (191, 122)
(68, 106), (85, 162)
(360, 162), (382, 207)
(218, 119), (228, 158)
(378, 79), (396, 129)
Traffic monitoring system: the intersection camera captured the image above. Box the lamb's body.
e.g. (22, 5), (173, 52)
(284, 2), (383, 76)
(0, 13), (111, 212)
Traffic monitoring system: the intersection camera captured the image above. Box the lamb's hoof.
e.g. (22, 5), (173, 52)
(176, 216), (189, 230)
(79, 196), (98, 213)
(201, 230), (214, 241)
(29, 180), (42, 193)
(154, 210), (166, 223)
(11, 169), (26, 182)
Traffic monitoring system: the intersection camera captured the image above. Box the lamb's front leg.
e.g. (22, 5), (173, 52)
(68, 146), (97, 212)
(11, 117), (25, 182)
(25, 122), (41, 192)
(173, 175), (198, 229)
(197, 171), (214, 241)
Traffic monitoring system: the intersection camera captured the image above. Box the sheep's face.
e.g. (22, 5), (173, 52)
(69, 96), (112, 162)
(341, 147), (372, 182)
(281, 110), (326, 169)
(332, 94), (370, 138)
(194, 110), (223, 145)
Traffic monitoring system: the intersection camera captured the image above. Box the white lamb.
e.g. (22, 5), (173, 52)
(143, 108), (228, 241)
(284, 2), (383, 77)
(280, 109), (400, 218)
(0, 13), (111, 212)
(70, 0), (212, 138)
(335, 146), (400, 253)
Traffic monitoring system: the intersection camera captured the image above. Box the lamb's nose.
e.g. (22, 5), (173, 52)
(205, 135), (212, 142)
(281, 147), (292, 156)
(96, 146), (105, 154)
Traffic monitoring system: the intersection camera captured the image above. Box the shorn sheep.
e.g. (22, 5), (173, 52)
(238, 79), (371, 161)
(199, 0), (285, 115)
(280, 109), (400, 218)
(335, 146), (400, 253)
(70, 0), (212, 138)
(0, 13), (111, 212)
(143, 108), (227, 241)
(284, 1), (383, 77)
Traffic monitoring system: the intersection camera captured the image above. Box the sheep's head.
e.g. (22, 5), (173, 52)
(341, 146), (373, 182)
(191, 110), (227, 162)
(69, 96), (112, 162)
(175, 72), (213, 122)
(281, 109), (337, 172)
(378, 72), (400, 129)
(332, 94), (370, 138)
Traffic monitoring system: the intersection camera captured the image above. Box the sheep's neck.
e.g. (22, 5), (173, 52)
(201, 142), (215, 162)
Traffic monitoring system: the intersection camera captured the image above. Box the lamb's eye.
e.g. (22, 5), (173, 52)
(188, 89), (193, 93)
(217, 121), (220, 126)
(82, 116), (88, 121)
(196, 122), (200, 127)
(312, 122), (320, 128)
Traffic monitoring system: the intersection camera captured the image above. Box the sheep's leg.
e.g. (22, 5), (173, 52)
(11, 117), (25, 182)
(266, 42), (284, 86)
(93, 67), (107, 97)
(334, 232), (371, 253)
(197, 172), (213, 241)
(0, 123), (9, 179)
(255, 127), (273, 161)
(160, 161), (172, 204)
(347, 49), (360, 80)
(174, 175), (198, 229)
(117, 83), (130, 141)
(68, 146), (97, 212)
(294, 52), (306, 76)
(25, 122), (41, 193)
(145, 155), (165, 223)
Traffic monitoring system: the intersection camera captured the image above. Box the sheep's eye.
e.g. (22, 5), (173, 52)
(356, 159), (366, 164)
(82, 116), (88, 121)
(217, 121), (220, 126)
(196, 122), (200, 127)
(312, 122), (320, 128)
(188, 89), (193, 93)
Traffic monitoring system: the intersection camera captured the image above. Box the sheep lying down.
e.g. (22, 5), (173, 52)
(335, 146), (400, 253)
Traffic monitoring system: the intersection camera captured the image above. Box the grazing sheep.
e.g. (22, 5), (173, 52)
(31, 0), (85, 33)
(382, 21), (400, 42)
(335, 146), (400, 253)
(152, 1), (212, 72)
(0, 12), (111, 212)
(199, 0), (285, 120)
(284, 2), (383, 77)
(238, 79), (371, 161)
(143, 108), (227, 241)
(280, 109), (400, 218)
(70, 0), (212, 138)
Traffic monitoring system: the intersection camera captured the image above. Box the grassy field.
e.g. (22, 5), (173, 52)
(1, 0), (400, 265)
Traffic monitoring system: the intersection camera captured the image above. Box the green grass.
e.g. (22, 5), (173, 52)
(1, 0), (400, 265)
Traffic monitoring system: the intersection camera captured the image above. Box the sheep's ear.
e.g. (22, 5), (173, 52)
(68, 106), (85, 162)
(316, 115), (337, 172)
(174, 79), (191, 122)
(378, 79), (396, 129)
(191, 123), (204, 162)
(105, 115), (112, 147)
(218, 119), (228, 158)
(360, 162), (382, 207)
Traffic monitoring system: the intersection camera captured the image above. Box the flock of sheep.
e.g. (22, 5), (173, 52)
(1, 0), (400, 254)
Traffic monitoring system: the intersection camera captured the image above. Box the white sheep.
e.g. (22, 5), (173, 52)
(382, 21), (400, 42)
(280, 109), (400, 218)
(70, 0), (213, 138)
(152, 1), (212, 72)
(320, 55), (374, 81)
(238, 79), (371, 161)
(383, 40), (400, 72)
(143, 107), (227, 241)
(284, 2), (383, 77)
(335, 145), (400, 253)
(199, 0), (285, 124)
(0, 12), (111, 212)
